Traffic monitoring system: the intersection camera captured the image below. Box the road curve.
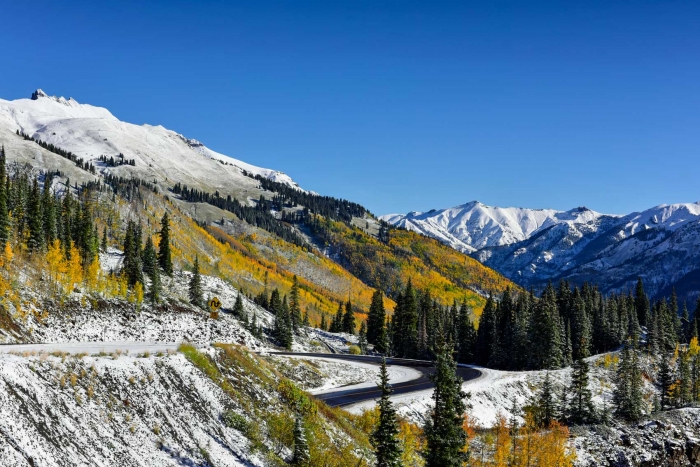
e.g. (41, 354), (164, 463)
(270, 352), (482, 408)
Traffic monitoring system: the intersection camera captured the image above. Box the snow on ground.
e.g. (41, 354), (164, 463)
(0, 350), (262, 467)
(273, 355), (422, 394)
(0, 342), (179, 355)
(346, 354), (621, 428)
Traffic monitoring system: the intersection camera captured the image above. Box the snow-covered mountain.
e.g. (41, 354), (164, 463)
(0, 89), (301, 199)
(383, 201), (700, 300)
(381, 201), (612, 253)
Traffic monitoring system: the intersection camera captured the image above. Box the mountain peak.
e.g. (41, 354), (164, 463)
(31, 89), (49, 100)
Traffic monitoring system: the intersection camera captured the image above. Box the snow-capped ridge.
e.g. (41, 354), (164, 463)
(0, 89), (302, 193)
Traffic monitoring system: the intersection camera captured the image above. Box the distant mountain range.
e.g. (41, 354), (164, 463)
(382, 201), (700, 302)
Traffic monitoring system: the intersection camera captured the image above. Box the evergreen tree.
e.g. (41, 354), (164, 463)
(188, 256), (203, 308)
(528, 283), (563, 370)
(275, 296), (293, 349)
(424, 341), (469, 467)
(101, 226), (108, 252)
(27, 179), (43, 252)
(457, 301), (476, 364)
(142, 236), (157, 277)
(330, 301), (344, 333)
(269, 288), (282, 315)
(289, 275), (302, 332)
(122, 220), (144, 287)
(475, 295), (497, 366)
(148, 264), (161, 305)
(367, 290), (386, 346)
(614, 344), (644, 421)
(371, 358), (402, 467)
(658, 350), (674, 410)
(634, 278), (650, 327)
(291, 417), (310, 467)
(233, 292), (246, 321)
(302, 309), (310, 327)
(535, 371), (557, 427)
(567, 357), (596, 424)
(342, 299), (355, 334)
(320, 314), (327, 331)
(41, 177), (57, 246)
(157, 212), (173, 275)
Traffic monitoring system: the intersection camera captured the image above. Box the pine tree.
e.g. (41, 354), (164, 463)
(142, 236), (157, 277)
(290, 275), (302, 332)
(614, 344), (644, 421)
(41, 177), (57, 246)
(157, 212), (173, 275)
(367, 290), (386, 346)
(567, 357), (596, 424)
(269, 288), (282, 315)
(658, 351), (674, 410)
(233, 292), (246, 321)
(123, 221), (144, 287)
(342, 299), (355, 334)
(275, 296), (293, 349)
(424, 341), (469, 467)
(302, 309), (310, 327)
(535, 371), (557, 427)
(320, 314), (327, 331)
(635, 278), (650, 327)
(27, 179), (44, 252)
(188, 256), (203, 308)
(330, 301), (343, 333)
(371, 357), (403, 467)
(148, 264), (161, 305)
(291, 417), (310, 466)
(457, 301), (476, 364)
(101, 227), (108, 252)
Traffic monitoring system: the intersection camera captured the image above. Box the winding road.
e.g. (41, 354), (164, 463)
(271, 352), (482, 408)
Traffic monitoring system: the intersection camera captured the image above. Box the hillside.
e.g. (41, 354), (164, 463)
(0, 90), (517, 323)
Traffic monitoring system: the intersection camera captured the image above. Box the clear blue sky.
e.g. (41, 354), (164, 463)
(2, 1), (699, 215)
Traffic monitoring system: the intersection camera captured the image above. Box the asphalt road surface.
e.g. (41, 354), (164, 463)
(271, 352), (482, 407)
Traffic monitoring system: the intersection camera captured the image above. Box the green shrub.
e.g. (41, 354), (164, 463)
(348, 345), (362, 355)
(222, 410), (250, 433)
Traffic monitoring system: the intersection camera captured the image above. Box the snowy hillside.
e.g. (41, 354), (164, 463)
(383, 201), (700, 300)
(0, 89), (301, 200)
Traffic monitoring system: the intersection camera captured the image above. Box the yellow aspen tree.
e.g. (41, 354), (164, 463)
(134, 282), (144, 305)
(67, 242), (83, 290)
(46, 240), (66, 295)
(85, 259), (101, 293)
(492, 414), (511, 467)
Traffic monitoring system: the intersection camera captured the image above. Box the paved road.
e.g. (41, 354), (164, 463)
(0, 342), (180, 355)
(271, 352), (482, 407)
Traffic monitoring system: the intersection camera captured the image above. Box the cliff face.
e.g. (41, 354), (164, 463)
(572, 409), (700, 467)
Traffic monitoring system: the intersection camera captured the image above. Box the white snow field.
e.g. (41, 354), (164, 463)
(0, 342), (179, 355)
(274, 355), (423, 394)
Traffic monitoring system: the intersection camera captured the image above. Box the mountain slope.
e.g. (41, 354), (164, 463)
(0, 89), (299, 199)
(384, 201), (700, 301)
